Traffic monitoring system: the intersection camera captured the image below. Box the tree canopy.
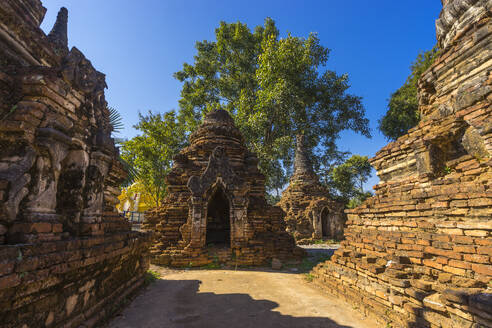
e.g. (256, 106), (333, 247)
(120, 110), (187, 207)
(378, 47), (438, 141)
(329, 155), (372, 208)
(174, 18), (370, 191)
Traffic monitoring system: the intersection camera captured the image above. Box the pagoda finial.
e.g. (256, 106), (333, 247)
(48, 7), (69, 56)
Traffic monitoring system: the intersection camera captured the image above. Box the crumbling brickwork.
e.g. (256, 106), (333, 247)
(312, 1), (492, 327)
(0, 1), (151, 326)
(278, 135), (345, 244)
(145, 110), (304, 267)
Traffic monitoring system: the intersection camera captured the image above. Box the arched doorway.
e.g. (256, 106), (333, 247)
(206, 187), (231, 246)
(321, 207), (330, 238)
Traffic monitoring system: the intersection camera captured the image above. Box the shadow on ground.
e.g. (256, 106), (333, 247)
(109, 278), (357, 328)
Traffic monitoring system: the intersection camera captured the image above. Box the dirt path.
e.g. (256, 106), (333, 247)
(108, 264), (378, 328)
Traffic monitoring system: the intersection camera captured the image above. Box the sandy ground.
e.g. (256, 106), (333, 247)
(108, 246), (378, 328)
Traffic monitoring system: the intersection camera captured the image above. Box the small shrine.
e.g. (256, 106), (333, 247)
(145, 110), (303, 266)
(278, 135), (345, 244)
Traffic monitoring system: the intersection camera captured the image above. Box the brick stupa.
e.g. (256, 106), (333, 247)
(312, 1), (492, 327)
(0, 2), (150, 326)
(278, 135), (345, 244)
(145, 110), (304, 267)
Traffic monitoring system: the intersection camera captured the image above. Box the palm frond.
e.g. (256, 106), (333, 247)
(108, 106), (124, 134)
(119, 156), (139, 187)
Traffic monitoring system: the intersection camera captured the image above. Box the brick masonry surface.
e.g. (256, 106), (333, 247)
(312, 1), (492, 327)
(0, 1), (151, 327)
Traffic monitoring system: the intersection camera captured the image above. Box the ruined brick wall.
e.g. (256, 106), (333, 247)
(0, 1), (151, 326)
(312, 1), (492, 327)
(0, 233), (151, 328)
(145, 110), (304, 267)
(278, 135), (345, 244)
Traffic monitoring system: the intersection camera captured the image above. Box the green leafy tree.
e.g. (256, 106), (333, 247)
(175, 18), (370, 192)
(120, 110), (187, 207)
(379, 47), (439, 140)
(330, 155), (372, 207)
(346, 192), (373, 209)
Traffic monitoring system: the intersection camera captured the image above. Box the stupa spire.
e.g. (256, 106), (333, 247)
(48, 7), (68, 56)
(293, 134), (315, 176)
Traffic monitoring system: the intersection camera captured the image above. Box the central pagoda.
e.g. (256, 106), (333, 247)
(145, 110), (303, 267)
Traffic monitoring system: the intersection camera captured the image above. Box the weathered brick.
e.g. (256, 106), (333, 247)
(443, 265), (467, 276)
(423, 259), (443, 270)
(444, 228), (465, 235)
(475, 239), (492, 246)
(0, 261), (14, 276)
(452, 235), (475, 244)
(435, 234), (451, 242)
(468, 198), (492, 207)
(471, 263), (492, 276)
(438, 272), (453, 283)
(456, 221), (492, 230)
(52, 224), (63, 233)
(463, 254), (490, 264)
(403, 302), (421, 315)
(0, 274), (20, 289)
(452, 245), (476, 254)
(477, 246), (492, 256)
(436, 256), (449, 265)
(451, 276), (485, 288)
(417, 239), (431, 246)
(448, 259), (472, 270)
(464, 230), (488, 237)
(424, 246), (462, 260)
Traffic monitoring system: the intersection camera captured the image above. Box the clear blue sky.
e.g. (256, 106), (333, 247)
(40, 0), (442, 190)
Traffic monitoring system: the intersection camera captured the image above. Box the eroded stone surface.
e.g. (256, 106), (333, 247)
(312, 2), (492, 327)
(278, 135), (345, 244)
(0, 1), (151, 327)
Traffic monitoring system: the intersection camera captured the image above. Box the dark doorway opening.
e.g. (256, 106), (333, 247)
(206, 187), (231, 246)
(321, 208), (330, 238)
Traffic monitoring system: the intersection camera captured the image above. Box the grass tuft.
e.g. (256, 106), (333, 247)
(145, 270), (160, 285)
(304, 273), (314, 282)
(312, 239), (337, 245)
